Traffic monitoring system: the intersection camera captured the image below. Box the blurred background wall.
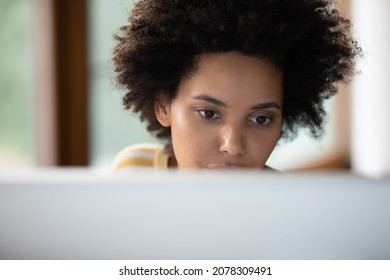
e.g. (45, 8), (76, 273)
(0, 0), (388, 177)
(351, 0), (390, 178)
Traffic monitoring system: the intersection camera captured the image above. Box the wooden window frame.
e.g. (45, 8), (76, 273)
(34, 0), (88, 166)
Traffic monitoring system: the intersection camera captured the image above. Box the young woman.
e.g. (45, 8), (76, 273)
(111, 0), (360, 171)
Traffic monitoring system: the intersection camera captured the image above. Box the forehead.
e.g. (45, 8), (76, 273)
(196, 52), (279, 72)
(177, 52), (283, 103)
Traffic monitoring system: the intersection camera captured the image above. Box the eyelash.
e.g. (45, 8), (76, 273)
(196, 109), (221, 120)
(196, 109), (273, 126)
(248, 115), (273, 126)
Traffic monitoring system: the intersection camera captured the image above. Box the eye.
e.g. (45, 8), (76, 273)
(197, 109), (221, 120)
(249, 115), (272, 125)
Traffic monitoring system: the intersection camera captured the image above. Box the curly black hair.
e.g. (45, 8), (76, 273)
(113, 0), (360, 143)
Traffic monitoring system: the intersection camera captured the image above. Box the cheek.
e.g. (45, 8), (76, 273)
(264, 123), (282, 151)
(170, 106), (196, 143)
(248, 124), (281, 161)
(169, 107), (213, 166)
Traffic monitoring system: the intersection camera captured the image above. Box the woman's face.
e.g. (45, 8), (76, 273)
(155, 52), (283, 169)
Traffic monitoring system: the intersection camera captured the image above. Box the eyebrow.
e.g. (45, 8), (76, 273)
(193, 95), (227, 107)
(192, 94), (281, 110)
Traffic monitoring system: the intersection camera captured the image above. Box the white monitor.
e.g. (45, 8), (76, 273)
(0, 168), (389, 259)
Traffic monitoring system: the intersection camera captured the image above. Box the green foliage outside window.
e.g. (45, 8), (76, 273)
(0, 0), (33, 166)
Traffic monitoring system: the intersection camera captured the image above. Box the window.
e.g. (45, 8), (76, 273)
(0, 0), (34, 167)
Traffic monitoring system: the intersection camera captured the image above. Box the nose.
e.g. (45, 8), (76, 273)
(219, 124), (246, 156)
